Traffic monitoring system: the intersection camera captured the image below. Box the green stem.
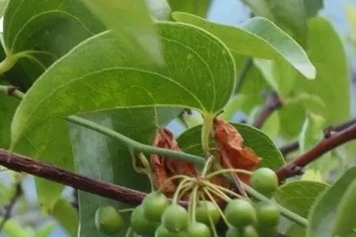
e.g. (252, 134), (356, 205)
(0, 85), (206, 166)
(243, 184), (308, 227)
(206, 168), (252, 179)
(201, 113), (214, 155)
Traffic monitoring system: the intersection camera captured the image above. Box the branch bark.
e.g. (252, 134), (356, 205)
(0, 149), (147, 206)
(276, 123), (356, 181)
(253, 90), (283, 129)
(279, 117), (356, 155)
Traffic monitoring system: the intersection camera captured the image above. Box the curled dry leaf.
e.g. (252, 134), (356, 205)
(150, 128), (197, 197)
(212, 118), (261, 183)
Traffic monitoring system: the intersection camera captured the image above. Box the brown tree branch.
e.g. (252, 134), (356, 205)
(279, 117), (356, 155)
(0, 182), (22, 233)
(276, 123), (356, 181)
(253, 90), (283, 129)
(0, 149), (148, 206)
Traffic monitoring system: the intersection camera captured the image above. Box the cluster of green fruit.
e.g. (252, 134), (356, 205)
(94, 167), (280, 237)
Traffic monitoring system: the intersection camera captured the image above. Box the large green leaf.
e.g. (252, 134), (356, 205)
(177, 122), (285, 170)
(172, 12), (316, 79)
(69, 107), (181, 237)
(0, 0), (9, 17)
(307, 167), (356, 237)
(294, 17), (350, 126)
(167, 0), (212, 18)
(273, 180), (328, 218)
(10, 22), (236, 147)
(79, 0), (164, 66)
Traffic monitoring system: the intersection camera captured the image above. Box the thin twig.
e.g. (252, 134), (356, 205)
(0, 182), (22, 232)
(279, 117), (356, 156)
(276, 124), (356, 181)
(253, 90), (283, 129)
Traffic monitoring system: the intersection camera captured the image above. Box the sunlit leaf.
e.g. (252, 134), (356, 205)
(294, 17), (350, 126)
(33, 222), (56, 237)
(274, 180), (328, 218)
(10, 22), (236, 148)
(307, 167), (356, 237)
(167, 0), (212, 17)
(172, 12), (316, 79)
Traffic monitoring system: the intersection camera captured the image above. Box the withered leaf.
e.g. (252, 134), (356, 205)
(150, 128), (197, 197)
(212, 118), (261, 183)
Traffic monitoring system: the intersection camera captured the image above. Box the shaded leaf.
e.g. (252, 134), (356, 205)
(33, 222), (56, 237)
(10, 22), (236, 148)
(178, 122), (284, 170)
(69, 107), (181, 237)
(79, 0), (164, 66)
(260, 111), (280, 139)
(52, 198), (78, 237)
(172, 12), (315, 79)
(0, 0), (9, 17)
(1, 218), (29, 237)
(307, 167), (356, 237)
(294, 17), (350, 126)
(167, 0), (212, 18)
(274, 180), (328, 218)
(151, 128), (197, 197)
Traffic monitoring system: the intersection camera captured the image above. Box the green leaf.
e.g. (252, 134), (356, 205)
(274, 180), (328, 218)
(172, 12), (316, 79)
(286, 224), (306, 237)
(346, 4), (356, 42)
(0, 218), (29, 237)
(10, 22), (236, 147)
(254, 58), (296, 97)
(307, 167), (356, 237)
(167, 0), (212, 18)
(2, 0), (105, 90)
(52, 198), (79, 237)
(260, 111), (280, 139)
(294, 17), (350, 126)
(33, 222), (56, 237)
(0, 0), (9, 17)
(177, 122), (285, 169)
(69, 107), (180, 237)
(79, 0), (164, 66)
(0, 82), (73, 214)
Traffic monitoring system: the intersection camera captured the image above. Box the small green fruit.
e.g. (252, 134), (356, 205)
(95, 205), (123, 235)
(186, 222), (211, 237)
(155, 225), (186, 237)
(143, 192), (170, 222)
(131, 205), (160, 236)
(250, 168), (278, 196)
(224, 199), (256, 228)
(241, 226), (258, 237)
(225, 227), (241, 237)
(195, 201), (220, 225)
(161, 204), (188, 233)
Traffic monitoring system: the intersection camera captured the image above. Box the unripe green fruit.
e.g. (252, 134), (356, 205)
(143, 192), (170, 222)
(161, 204), (188, 233)
(224, 199), (256, 228)
(256, 201), (280, 235)
(250, 168), (278, 197)
(241, 226), (258, 237)
(225, 227), (241, 237)
(186, 222), (211, 237)
(95, 205), (123, 235)
(131, 205), (160, 236)
(155, 225), (186, 237)
(195, 201), (220, 225)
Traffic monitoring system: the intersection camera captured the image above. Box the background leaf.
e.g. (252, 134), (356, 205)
(177, 122), (285, 169)
(167, 0), (212, 18)
(79, 0), (164, 66)
(274, 180), (328, 218)
(293, 17), (350, 126)
(52, 198), (78, 237)
(10, 22), (236, 147)
(69, 107), (181, 237)
(307, 167), (356, 237)
(172, 12), (316, 79)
